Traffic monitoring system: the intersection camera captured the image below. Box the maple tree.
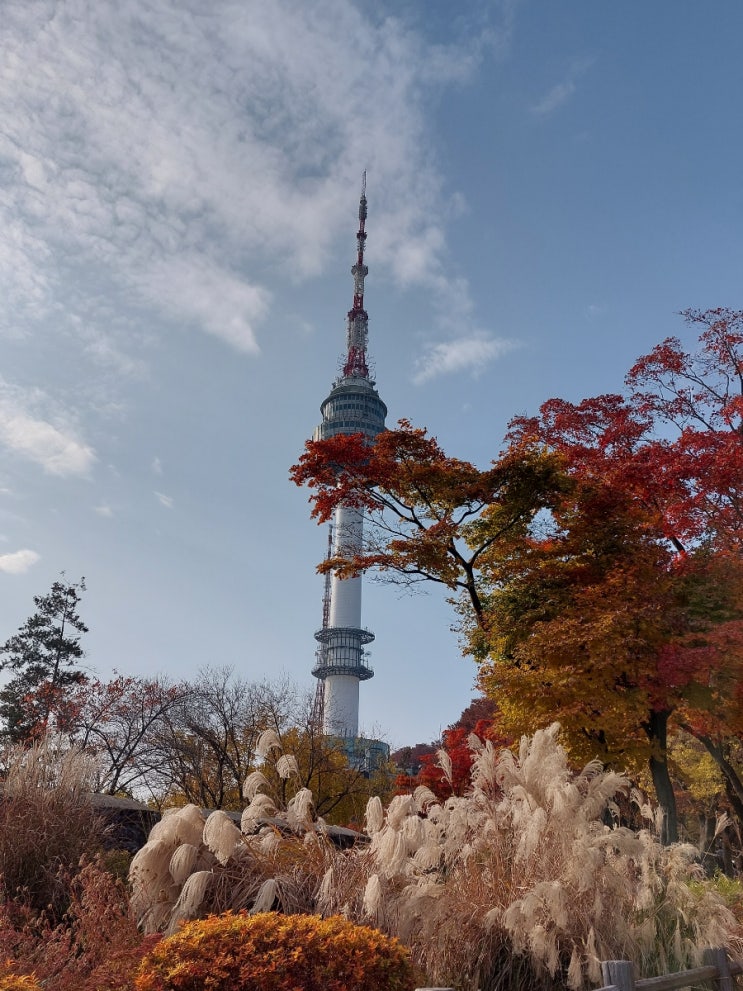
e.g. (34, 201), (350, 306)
(290, 419), (566, 628)
(393, 695), (507, 801)
(292, 310), (743, 844)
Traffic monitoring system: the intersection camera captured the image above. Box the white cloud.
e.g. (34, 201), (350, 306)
(95, 504), (114, 518)
(531, 80), (576, 116)
(412, 335), (518, 385)
(151, 457), (163, 475)
(0, 383), (95, 476)
(155, 491), (174, 509)
(0, 0), (507, 360)
(0, 549), (41, 574)
(531, 56), (594, 117)
(139, 256), (269, 354)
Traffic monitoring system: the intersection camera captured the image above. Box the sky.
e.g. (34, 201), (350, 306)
(0, 0), (741, 752)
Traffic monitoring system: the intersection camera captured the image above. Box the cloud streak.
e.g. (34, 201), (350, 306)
(0, 382), (95, 476)
(412, 334), (519, 384)
(531, 56), (594, 117)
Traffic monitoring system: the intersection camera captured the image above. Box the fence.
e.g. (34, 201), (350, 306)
(416, 946), (742, 991)
(598, 948), (741, 991)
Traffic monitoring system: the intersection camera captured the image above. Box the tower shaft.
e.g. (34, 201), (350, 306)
(311, 177), (386, 739)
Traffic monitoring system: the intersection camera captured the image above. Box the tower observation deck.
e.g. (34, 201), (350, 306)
(311, 175), (387, 739)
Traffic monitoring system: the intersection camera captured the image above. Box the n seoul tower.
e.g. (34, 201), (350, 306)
(311, 175), (387, 740)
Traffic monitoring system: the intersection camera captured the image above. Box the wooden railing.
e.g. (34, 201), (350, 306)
(598, 948), (741, 991)
(416, 947), (741, 991)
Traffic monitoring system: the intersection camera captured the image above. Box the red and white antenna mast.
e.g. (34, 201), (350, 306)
(343, 171), (369, 379)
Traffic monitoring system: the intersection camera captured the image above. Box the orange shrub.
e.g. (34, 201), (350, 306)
(135, 911), (420, 991)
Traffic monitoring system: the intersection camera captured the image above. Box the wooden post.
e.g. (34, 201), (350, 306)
(703, 947), (735, 991)
(601, 960), (635, 991)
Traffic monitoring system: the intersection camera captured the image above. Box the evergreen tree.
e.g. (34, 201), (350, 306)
(0, 576), (88, 742)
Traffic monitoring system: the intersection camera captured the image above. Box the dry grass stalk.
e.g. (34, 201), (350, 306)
(0, 736), (107, 919)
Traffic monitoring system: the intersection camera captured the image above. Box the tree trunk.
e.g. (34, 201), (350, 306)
(690, 729), (743, 823)
(645, 709), (678, 845)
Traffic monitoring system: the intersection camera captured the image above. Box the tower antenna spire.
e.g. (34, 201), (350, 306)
(343, 172), (370, 379)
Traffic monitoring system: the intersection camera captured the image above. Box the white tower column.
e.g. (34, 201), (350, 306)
(311, 176), (385, 742)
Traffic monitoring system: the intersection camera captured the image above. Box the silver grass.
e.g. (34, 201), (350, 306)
(362, 873), (382, 917)
(203, 810), (244, 865)
(255, 728), (282, 758)
(241, 793), (278, 831)
(372, 826), (408, 877)
(567, 945), (583, 990)
(412, 842), (443, 871)
(242, 769), (271, 799)
(401, 812), (426, 850)
(365, 795), (384, 833)
(149, 804), (205, 848)
(436, 748), (453, 786)
(317, 866), (335, 910)
(167, 870), (212, 932)
(385, 793), (415, 830)
(251, 877), (278, 913)
(276, 753), (300, 779)
(257, 827), (282, 854)
(169, 843), (199, 885)
(412, 785), (437, 812)
(127, 721), (742, 991)
(286, 787), (314, 827)
(584, 927), (601, 984)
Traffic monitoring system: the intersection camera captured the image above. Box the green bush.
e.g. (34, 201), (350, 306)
(135, 911), (420, 991)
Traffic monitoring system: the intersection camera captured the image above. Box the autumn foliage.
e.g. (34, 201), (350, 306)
(292, 309), (743, 845)
(0, 966), (43, 991)
(134, 912), (419, 991)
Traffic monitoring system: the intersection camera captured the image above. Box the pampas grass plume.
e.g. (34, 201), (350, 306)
(251, 878), (278, 913)
(412, 785), (437, 812)
(365, 796), (384, 833)
(169, 843), (199, 885)
(386, 794), (414, 830)
(167, 871), (212, 931)
(276, 754), (300, 780)
(203, 810), (243, 865)
(241, 793), (277, 831)
(256, 728), (282, 758)
(287, 787), (314, 827)
(149, 804), (205, 848)
(363, 873), (382, 917)
(242, 769), (270, 799)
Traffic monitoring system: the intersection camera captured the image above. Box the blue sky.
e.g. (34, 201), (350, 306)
(0, 0), (741, 750)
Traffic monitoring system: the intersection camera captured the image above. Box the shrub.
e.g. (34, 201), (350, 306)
(135, 911), (419, 991)
(0, 736), (106, 919)
(0, 961), (42, 991)
(0, 862), (155, 991)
